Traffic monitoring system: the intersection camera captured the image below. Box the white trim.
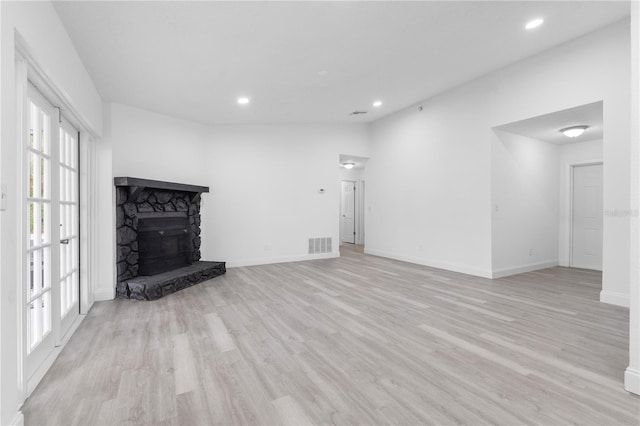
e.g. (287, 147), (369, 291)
(624, 367), (640, 395)
(364, 248), (492, 278)
(357, 180), (365, 245)
(79, 136), (98, 314)
(599, 290), (630, 307)
(491, 260), (559, 279)
(227, 252), (339, 268)
(15, 53), (29, 409)
(25, 312), (86, 397)
(14, 34), (99, 138)
(9, 412), (24, 426)
(93, 288), (115, 302)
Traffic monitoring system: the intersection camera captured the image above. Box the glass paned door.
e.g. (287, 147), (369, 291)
(25, 86), (55, 378)
(25, 84), (81, 380)
(59, 122), (80, 335)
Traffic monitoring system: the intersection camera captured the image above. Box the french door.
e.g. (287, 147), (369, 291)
(25, 83), (80, 380)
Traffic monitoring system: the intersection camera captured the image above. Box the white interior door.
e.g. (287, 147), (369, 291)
(25, 84), (80, 382)
(571, 163), (603, 270)
(341, 181), (356, 244)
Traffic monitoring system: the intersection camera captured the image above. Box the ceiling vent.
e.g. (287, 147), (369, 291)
(349, 110), (368, 116)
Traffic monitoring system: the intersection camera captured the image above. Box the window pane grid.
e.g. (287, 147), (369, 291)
(59, 127), (80, 316)
(26, 93), (80, 356)
(28, 291), (51, 352)
(26, 99), (53, 355)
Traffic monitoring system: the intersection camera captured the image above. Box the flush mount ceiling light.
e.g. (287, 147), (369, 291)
(237, 97), (250, 105)
(525, 18), (544, 30)
(373, 100), (383, 107)
(560, 125), (588, 138)
(343, 162), (355, 169)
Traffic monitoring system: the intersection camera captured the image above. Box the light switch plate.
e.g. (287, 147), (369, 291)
(1, 184), (7, 211)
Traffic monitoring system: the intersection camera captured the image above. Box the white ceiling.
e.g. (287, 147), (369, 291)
(52, 1), (630, 125)
(495, 101), (603, 145)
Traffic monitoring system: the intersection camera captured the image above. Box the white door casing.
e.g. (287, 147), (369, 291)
(571, 163), (603, 270)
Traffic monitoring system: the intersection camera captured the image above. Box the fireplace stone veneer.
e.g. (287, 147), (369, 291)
(114, 177), (225, 300)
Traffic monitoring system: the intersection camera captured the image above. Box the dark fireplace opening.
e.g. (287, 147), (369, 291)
(138, 212), (193, 276)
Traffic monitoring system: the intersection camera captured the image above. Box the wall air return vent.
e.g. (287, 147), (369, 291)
(308, 237), (332, 254)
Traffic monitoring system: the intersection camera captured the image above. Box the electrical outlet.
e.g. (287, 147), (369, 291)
(418, 244), (424, 252)
(0, 184), (7, 211)
(529, 248), (534, 256)
(264, 244), (272, 252)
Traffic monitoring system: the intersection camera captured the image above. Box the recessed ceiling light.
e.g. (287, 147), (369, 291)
(237, 97), (250, 105)
(560, 125), (588, 138)
(525, 18), (544, 30)
(373, 101), (383, 107)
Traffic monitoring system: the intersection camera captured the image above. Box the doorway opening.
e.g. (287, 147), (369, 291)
(341, 180), (356, 244)
(338, 154), (367, 252)
(24, 82), (81, 391)
(491, 101), (603, 285)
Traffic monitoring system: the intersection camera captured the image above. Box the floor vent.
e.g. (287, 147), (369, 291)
(308, 237), (332, 254)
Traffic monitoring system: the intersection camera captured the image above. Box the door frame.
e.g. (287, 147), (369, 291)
(340, 180), (356, 244)
(16, 43), (98, 399)
(339, 180), (365, 246)
(566, 160), (604, 268)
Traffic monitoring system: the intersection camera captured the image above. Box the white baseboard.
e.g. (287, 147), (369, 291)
(491, 260), (559, 279)
(9, 412), (24, 426)
(600, 290), (630, 307)
(93, 287), (115, 301)
(363, 248), (492, 278)
(226, 252), (339, 268)
(625, 367), (640, 395)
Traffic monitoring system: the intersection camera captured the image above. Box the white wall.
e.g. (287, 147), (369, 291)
(339, 167), (365, 181)
(368, 82), (494, 277)
(367, 21), (631, 300)
(0, 1), (103, 424)
(492, 136), (603, 277)
(558, 139), (603, 267)
(109, 104), (211, 184)
(206, 125), (369, 265)
(105, 103), (371, 278)
(491, 131), (559, 277)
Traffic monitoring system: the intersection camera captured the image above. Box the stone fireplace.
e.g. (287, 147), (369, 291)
(114, 177), (225, 300)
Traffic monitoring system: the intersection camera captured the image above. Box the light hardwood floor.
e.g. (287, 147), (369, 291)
(23, 244), (639, 425)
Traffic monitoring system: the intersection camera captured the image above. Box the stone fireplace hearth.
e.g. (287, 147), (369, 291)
(114, 177), (225, 300)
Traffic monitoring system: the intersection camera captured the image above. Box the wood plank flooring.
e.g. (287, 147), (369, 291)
(22, 245), (639, 425)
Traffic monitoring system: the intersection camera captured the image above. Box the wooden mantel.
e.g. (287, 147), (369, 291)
(114, 177), (210, 202)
